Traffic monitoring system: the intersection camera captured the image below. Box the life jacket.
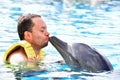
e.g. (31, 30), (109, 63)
(3, 40), (45, 64)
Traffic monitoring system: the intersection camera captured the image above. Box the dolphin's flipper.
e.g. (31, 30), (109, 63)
(49, 36), (113, 72)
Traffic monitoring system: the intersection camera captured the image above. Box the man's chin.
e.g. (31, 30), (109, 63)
(42, 42), (48, 48)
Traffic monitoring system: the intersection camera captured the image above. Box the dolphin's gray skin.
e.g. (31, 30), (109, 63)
(49, 36), (113, 72)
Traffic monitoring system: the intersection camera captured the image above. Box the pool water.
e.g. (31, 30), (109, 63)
(0, 0), (120, 80)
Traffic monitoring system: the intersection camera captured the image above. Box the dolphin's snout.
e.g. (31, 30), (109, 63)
(49, 36), (58, 43)
(49, 36), (67, 48)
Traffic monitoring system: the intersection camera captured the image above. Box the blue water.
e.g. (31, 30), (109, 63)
(0, 0), (120, 80)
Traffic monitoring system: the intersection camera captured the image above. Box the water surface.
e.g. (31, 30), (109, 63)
(0, 0), (120, 80)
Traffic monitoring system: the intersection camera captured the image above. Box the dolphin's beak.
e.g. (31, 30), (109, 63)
(49, 36), (75, 66)
(49, 36), (68, 51)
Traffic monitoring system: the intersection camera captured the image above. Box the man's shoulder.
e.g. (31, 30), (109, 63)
(8, 48), (27, 65)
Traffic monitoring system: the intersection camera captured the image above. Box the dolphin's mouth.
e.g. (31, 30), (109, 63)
(49, 36), (68, 51)
(49, 36), (76, 66)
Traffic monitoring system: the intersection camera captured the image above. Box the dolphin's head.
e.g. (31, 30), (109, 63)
(49, 36), (80, 67)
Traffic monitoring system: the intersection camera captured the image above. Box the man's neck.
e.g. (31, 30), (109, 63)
(32, 45), (41, 57)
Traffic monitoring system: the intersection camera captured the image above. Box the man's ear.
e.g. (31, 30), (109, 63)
(24, 31), (32, 41)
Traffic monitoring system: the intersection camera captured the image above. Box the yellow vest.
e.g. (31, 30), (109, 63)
(3, 40), (45, 64)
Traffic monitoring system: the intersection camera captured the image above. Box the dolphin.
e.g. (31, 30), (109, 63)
(49, 36), (113, 72)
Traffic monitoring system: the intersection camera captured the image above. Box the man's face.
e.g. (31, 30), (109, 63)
(30, 17), (49, 49)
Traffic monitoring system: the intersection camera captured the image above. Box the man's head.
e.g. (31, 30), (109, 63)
(17, 13), (49, 49)
(18, 13), (41, 40)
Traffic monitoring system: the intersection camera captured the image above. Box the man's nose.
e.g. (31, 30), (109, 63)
(45, 31), (50, 36)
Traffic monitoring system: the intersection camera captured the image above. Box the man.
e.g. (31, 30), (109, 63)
(3, 13), (49, 65)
